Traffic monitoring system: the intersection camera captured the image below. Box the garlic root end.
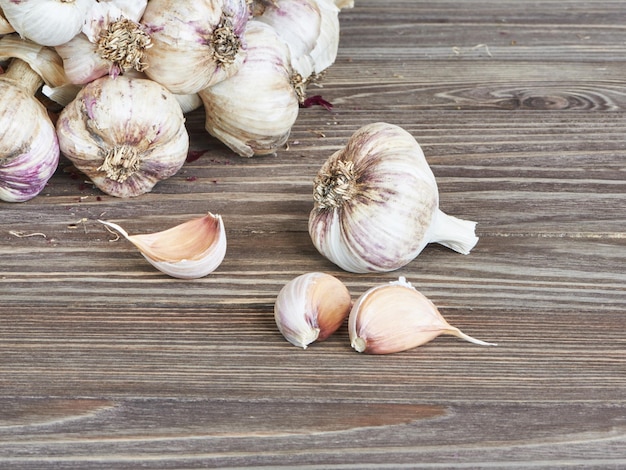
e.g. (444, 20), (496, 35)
(351, 337), (367, 353)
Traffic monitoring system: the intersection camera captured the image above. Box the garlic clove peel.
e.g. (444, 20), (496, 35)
(349, 277), (496, 354)
(308, 122), (479, 273)
(99, 213), (227, 279)
(274, 272), (352, 349)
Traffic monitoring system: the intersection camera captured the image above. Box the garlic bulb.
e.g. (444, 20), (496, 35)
(308, 122), (479, 273)
(99, 213), (227, 279)
(0, 58), (59, 202)
(141, 0), (249, 95)
(55, 0), (150, 84)
(56, 75), (189, 198)
(274, 272), (352, 349)
(0, 0), (94, 47)
(199, 20), (300, 157)
(254, 0), (321, 81)
(309, 0), (340, 75)
(349, 277), (496, 354)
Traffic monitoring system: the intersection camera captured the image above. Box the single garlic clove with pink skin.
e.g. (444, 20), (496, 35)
(98, 213), (227, 280)
(349, 277), (496, 354)
(274, 272), (352, 349)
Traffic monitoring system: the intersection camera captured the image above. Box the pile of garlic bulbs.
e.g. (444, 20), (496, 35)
(0, 0), (353, 202)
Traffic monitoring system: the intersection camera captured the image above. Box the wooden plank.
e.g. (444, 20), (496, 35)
(1, 0), (625, 467)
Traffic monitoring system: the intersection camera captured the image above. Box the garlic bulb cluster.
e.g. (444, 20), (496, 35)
(56, 75), (189, 198)
(0, 0), (348, 203)
(0, 58), (59, 202)
(349, 277), (496, 354)
(99, 213), (227, 279)
(274, 272), (352, 348)
(309, 122), (480, 273)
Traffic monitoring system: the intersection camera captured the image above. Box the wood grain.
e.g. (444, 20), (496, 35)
(1, 1), (625, 468)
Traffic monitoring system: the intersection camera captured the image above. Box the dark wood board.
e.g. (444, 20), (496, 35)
(1, 1), (625, 468)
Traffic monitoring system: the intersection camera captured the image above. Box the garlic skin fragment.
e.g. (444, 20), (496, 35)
(0, 0), (95, 47)
(349, 277), (496, 354)
(274, 272), (352, 349)
(99, 213), (227, 279)
(0, 59), (59, 203)
(308, 122), (479, 273)
(141, 0), (249, 95)
(199, 20), (299, 157)
(56, 75), (189, 198)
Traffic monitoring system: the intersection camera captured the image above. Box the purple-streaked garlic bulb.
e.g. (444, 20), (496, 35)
(141, 0), (249, 95)
(0, 58), (59, 203)
(56, 75), (189, 198)
(309, 122), (479, 273)
(199, 20), (299, 157)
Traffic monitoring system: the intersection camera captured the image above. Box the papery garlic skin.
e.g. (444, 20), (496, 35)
(274, 272), (352, 349)
(56, 75), (189, 198)
(99, 213), (227, 279)
(0, 0), (95, 47)
(308, 122), (479, 273)
(310, 0), (340, 75)
(0, 59), (59, 203)
(349, 277), (496, 354)
(141, 0), (249, 95)
(199, 20), (299, 157)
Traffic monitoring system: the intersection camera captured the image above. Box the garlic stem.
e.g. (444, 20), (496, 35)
(3, 59), (43, 95)
(446, 327), (498, 346)
(427, 208), (479, 255)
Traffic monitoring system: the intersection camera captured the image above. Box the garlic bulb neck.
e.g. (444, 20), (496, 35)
(211, 16), (241, 66)
(4, 59), (43, 96)
(426, 209), (479, 255)
(313, 159), (358, 210)
(97, 18), (152, 74)
(97, 145), (141, 183)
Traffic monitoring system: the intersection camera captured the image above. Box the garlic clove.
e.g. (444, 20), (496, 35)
(349, 277), (496, 354)
(308, 122), (479, 273)
(274, 272), (352, 349)
(99, 213), (227, 280)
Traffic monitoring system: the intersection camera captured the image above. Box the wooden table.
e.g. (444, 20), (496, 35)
(2, 1), (625, 467)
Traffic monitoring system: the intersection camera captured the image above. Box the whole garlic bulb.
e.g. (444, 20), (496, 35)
(0, 0), (94, 47)
(141, 0), (249, 95)
(0, 58), (59, 202)
(274, 272), (352, 349)
(349, 277), (496, 354)
(199, 20), (299, 157)
(55, 0), (151, 84)
(308, 122), (479, 273)
(56, 75), (189, 198)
